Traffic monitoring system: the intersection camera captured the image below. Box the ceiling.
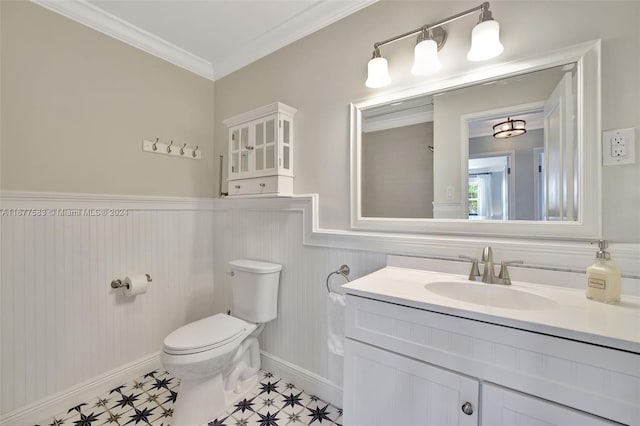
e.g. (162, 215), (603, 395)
(35, 0), (376, 81)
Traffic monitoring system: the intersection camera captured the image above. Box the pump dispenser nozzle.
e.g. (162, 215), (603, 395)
(591, 240), (611, 260)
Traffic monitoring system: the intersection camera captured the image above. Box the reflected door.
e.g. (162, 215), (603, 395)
(544, 72), (575, 221)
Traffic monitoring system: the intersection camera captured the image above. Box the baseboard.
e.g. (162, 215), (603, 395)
(260, 351), (343, 409)
(0, 352), (161, 426)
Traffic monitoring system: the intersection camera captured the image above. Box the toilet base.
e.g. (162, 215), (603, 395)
(171, 372), (259, 425)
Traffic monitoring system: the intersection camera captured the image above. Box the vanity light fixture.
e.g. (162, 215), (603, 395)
(493, 117), (527, 139)
(365, 2), (503, 88)
(365, 47), (392, 88)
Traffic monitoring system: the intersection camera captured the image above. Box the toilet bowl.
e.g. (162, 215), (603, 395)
(161, 259), (281, 426)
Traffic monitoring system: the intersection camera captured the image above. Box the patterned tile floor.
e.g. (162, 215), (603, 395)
(37, 370), (342, 426)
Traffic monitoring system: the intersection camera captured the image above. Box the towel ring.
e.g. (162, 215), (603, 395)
(326, 264), (350, 294)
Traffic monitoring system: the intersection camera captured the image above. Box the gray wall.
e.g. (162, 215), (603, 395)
(214, 0), (640, 242)
(362, 122), (434, 218)
(1, 1), (216, 197)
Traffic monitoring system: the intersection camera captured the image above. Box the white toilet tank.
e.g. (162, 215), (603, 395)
(229, 259), (282, 323)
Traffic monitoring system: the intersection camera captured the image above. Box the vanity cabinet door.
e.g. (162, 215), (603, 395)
(482, 384), (618, 426)
(344, 338), (479, 426)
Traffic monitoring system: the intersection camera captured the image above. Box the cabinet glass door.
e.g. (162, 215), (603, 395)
(240, 126), (249, 173)
(282, 118), (291, 171)
(230, 126), (250, 176)
(255, 121), (264, 171)
(265, 118), (276, 171)
(230, 129), (240, 175)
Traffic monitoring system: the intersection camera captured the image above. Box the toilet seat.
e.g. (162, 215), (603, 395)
(163, 314), (251, 355)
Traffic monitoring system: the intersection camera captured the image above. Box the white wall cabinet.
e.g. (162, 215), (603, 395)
(344, 295), (632, 425)
(223, 102), (296, 196)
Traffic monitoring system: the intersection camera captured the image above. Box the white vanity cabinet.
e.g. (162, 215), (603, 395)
(223, 102), (296, 196)
(344, 295), (634, 426)
(482, 384), (617, 426)
(345, 339), (479, 426)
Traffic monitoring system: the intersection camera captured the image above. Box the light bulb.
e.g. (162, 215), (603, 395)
(411, 39), (441, 76)
(467, 19), (504, 61)
(365, 56), (391, 88)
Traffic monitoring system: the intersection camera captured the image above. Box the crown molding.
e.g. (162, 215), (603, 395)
(213, 0), (378, 79)
(31, 0), (377, 81)
(31, 0), (215, 81)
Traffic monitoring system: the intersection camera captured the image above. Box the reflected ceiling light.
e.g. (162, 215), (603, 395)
(493, 117), (526, 138)
(365, 2), (503, 88)
(365, 47), (391, 88)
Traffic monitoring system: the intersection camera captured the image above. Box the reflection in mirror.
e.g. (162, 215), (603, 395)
(361, 97), (434, 218)
(359, 63), (578, 222)
(461, 64), (577, 221)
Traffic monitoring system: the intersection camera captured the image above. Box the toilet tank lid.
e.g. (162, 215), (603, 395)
(229, 259), (282, 274)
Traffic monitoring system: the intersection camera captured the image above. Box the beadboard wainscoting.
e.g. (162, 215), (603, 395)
(2, 192), (639, 424)
(0, 192), (216, 424)
(212, 206), (386, 407)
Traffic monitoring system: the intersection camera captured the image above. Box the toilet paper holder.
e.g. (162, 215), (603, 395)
(111, 274), (152, 289)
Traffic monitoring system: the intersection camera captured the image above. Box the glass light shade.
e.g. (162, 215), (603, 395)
(365, 57), (391, 88)
(467, 20), (504, 61)
(493, 118), (526, 138)
(411, 39), (441, 76)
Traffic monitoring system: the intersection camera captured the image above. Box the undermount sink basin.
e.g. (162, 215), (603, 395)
(425, 281), (558, 310)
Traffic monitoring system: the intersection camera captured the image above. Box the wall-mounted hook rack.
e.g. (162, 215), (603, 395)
(142, 139), (201, 160)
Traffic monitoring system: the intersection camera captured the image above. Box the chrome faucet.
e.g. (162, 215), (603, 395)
(460, 246), (523, 285)
(481, 246), (496, 284)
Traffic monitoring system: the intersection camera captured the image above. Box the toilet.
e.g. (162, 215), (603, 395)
(161, 259), (282, 426)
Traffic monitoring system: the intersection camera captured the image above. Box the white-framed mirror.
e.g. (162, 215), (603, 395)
(350, 40), (601, 239)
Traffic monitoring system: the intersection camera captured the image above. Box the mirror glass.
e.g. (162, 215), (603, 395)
(350, 40), (601, 239)
(360, 64), (576, 221)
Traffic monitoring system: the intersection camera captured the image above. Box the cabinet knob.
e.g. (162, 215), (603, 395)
(461, 402), (473, 416)
(247, 146), (254, 150)
(259, 183), (266, 188)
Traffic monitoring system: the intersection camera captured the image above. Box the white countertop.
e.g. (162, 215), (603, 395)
(342, 266), (640, 353)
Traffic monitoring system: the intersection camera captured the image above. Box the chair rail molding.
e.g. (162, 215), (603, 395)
(214, 194), (639, 277)
(2, 190), (638, 276)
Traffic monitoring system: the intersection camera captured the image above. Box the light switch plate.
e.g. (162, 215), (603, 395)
(602, 128), (635, 165)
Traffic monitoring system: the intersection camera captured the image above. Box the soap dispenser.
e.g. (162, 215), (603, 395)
(585, 240), (621, 304)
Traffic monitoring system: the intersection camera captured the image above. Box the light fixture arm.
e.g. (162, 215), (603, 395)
(371, 2), (491, 50)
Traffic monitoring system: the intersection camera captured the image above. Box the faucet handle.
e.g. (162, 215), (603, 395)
(459, 255), (481, 281)
(498, 260), (524, 285)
